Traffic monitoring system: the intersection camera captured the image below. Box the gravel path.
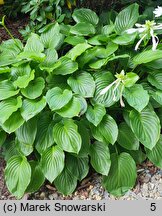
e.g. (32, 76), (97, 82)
(1, 158), (162, 200)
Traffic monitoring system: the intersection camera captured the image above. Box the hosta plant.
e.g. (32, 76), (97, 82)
(1, 4), (162, 199)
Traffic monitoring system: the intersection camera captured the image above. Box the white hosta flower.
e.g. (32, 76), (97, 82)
(100, 70), (125, 107)
(126, 20), (162, 51)
(153, 6), (162, 17)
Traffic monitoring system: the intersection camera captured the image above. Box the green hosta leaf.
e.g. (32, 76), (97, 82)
(133, 50), (162, 65)
(0, 39), (23, 66)
(88, 35), (109, 46)
(66, 154), (89, 181)
(26, 161), (45, 193)
(17, 140), (33, 156)
(53, 57), (78, 75)
(148, 71), (162, 90)
(17, 51), (45, 62)
(86, 104), (106, 126)
(0, 130), (6, 147)
(41, 146), (65, 183)
(76, 95), (87, 116)
(54, 166), (77, 195)
(53, 119), (82, 154)
(151, 90), (162, 105)
(20, 97), (46, 121)
(46, 87), (72, 111)
(24, 33), (44, 53)
(15, 117), (37, 146)
(35, 112), (54, 154)
(92, 71), (120, 107)
(103, 153), (137, 196)
(0, 96), (22, 124)
(123, 72), (139, 87)
(76, 121), (90, 157)
(5, 155), (31, 199)
(11, 63), (31, 80)
(56, 95), (81, 118)
(64, 35), (86, 46)
(112, 33), (137, 45)
(0, 66), (10, 74)
(39, 48), (58, 70)
(123, 84), (149, 112)
(114, 3), (139, 34)
(90, 141), (111, 175)
(128, 148), (146, 164)
(1, 111), (24, 134)
(117, 122), (139, 150)
(21, 77), (45, 99)
(130, 107), (161, 149)
(13, 69), (35, 89)
(40, 23), (63, 49)
(72, 8), (99, 26)
(66, 43), (92, 61)
(0, 80), (19, 100)
(145, 135), (162, 168)
(91, 114), (118, 145)
(89, 58), (109, 69)
(70, 22), (96, 36)
(3, 140), (20, 161)
(67, 72), (95, 98)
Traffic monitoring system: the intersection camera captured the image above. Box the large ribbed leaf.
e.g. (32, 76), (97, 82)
(70, 23), (96, 36)
(0, 130), (6, 147)
(24, 33), (44, 53)
(130, 107), (160, 149)
(39, 48), (58, 70)
(26, 161), (45, 193)
(67, 72), (95, 98)
(123, 84), (149, 112)
(103, 153), (137, 196)
(46, 87), (72, 111)
(54, 166), (77, 195)
(20, 97), (46, 121)
(41, 146), (65, 183)
(0, 96), (22, 124)
(148, 71), (162, 90)
(76, 121), (90, 157)
(91, 115), (118, 145)
(53, 57), (78, 75)
(21, 77), (45, 99)
(151, 90), (162, 105)
(15, 117), (37, 146)
(40, 23), (63, 49)
(117, 122), (139, 150)
(53, 119), (82, 154)
(35, 112), (55, 154)
(72, 8), (99, 26)
(66, 154), (89, 181)
(133, 50), (162, 65)
(1, 111), (24, 134)
(5, 155), (31, 199)
(114, 3), (139, 34)
(66, 43), (92, 61)
(56, 95), (81, 118)
(0, 39), (23, 66)
(92, 71), (120, 107)
(13, 69), (35, 89)
(90, 142), (111, 175)
(0, 80), (19, 100)
(86, 104), (106, 126)
(145, 135), (162, 168)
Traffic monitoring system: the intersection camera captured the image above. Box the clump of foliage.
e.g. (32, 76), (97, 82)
(1, 4), (162, 199)
(19, 0), (76, 38)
